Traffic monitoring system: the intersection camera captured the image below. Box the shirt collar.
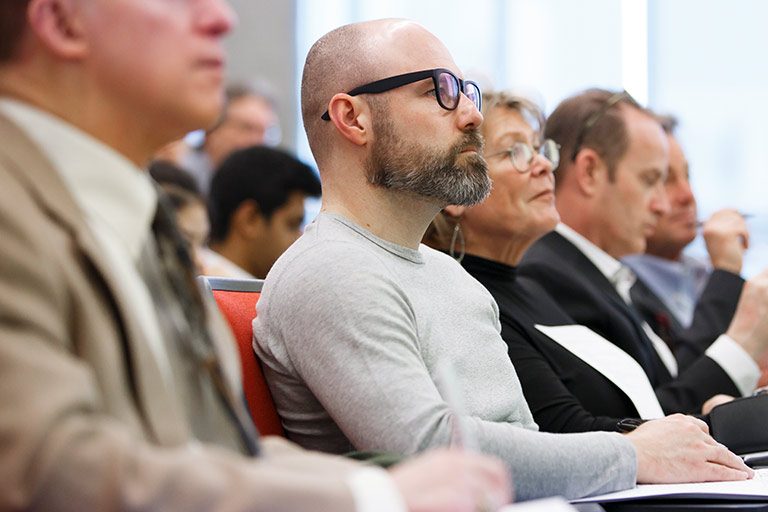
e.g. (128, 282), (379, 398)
(555, 222), (629, 285)
(0, 98), (157, 261)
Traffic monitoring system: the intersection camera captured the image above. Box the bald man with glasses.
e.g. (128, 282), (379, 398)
(253, 19), (756, 503)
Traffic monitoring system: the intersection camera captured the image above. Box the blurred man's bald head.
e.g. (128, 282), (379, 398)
(301, 19), (454, 165)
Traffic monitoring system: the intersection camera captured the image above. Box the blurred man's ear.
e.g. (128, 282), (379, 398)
(28, 0), (88, 59)
(443, 205), (467, 219)
(570, 147), (606, 198)
(231, 200), (266, 240)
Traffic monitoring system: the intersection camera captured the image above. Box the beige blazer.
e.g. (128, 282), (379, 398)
(0, 111), (361, 512)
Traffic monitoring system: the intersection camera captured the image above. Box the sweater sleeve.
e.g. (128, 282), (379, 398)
(254, 240), (638, 501)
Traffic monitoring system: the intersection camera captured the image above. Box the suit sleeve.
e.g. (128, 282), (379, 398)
(674, 270), (744, 368)
(0, 167), (358, 512)
(520, 251), (741, 416)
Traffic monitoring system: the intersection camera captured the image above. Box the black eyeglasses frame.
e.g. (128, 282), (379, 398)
(320, 68), (481, 121)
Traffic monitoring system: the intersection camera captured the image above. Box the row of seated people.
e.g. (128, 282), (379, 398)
(4, 3), (768, 510)
(231, 91), (762, 448)
(245, 25), (768, 500)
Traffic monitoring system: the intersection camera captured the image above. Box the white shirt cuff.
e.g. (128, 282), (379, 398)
(705, 334), (760, 396)
(345, 467), (407, 512)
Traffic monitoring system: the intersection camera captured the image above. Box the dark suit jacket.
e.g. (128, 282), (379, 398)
(630, 269), (743, 368)
(518, 231), (740, 414)
(0, 110), (360, 511)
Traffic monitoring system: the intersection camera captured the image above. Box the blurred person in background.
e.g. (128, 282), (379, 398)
(180, 80), (281, 195)
(623, 115), (748, 359)
(203, 146), (321, 279)
(150, 160), (210, 267)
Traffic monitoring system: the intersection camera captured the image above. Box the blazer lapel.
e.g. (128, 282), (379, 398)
(0, 112), (190, 445)
(542, 232), (661, 381)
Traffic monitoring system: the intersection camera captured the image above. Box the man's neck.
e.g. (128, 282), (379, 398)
(1, 72), (161, 167)
(321, 185), (442, 250)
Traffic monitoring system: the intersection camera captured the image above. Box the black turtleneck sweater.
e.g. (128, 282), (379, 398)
(461, 253), (642, 433)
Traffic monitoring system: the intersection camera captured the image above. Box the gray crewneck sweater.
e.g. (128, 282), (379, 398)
(253, 213), (636, 501)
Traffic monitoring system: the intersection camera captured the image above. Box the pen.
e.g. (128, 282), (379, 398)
(616, 418), (646, 433)
(743, 453), (768, 469)
(696, 212), (753, 228)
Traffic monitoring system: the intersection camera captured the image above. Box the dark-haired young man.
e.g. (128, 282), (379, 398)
(203, 146), (321, 279)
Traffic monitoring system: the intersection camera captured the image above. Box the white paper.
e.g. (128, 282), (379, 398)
(535, 324), (665, 418)
(572, 468), (768, 503)
(500, 497), (577, 511)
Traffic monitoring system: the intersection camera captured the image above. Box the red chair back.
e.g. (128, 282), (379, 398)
(200, 276), (285, 437)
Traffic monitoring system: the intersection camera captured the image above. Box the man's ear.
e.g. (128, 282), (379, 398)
(231, 200), (265, 239)
(571, 148), (607, 198)
(327, 93), (371, 146)
(27, 0), (88, 59)
(443, 205), (468, 219)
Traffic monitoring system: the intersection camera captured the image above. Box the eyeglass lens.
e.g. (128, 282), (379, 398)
(438, 71), (481, 112)
(509, 140), (560, 172)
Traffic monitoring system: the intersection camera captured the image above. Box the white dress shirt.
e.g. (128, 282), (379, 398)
(556, 223), (759, 396)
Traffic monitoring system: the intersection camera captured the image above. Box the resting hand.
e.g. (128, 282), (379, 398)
(758, 352), (768, 388)
(703, 209), (749, 274)
(627, 414), (753, 484)
(389, 448), (512, 512)
(701, 394), (734, 415)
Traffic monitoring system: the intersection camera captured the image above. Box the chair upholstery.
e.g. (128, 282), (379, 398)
(199, 276), (285, 437)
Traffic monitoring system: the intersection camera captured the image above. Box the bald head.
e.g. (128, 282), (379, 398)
(301, 19), (457, 165)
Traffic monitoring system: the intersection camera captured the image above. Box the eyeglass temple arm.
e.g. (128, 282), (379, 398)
(321, 70), (436, 121)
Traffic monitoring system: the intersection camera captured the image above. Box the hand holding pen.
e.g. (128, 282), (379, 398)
(701, 209), (751, 274)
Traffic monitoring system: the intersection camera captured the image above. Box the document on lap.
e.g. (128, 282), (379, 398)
(571, 469), (768, 504)
(499, 497), (578, 511)
(535, 324), (665, 418)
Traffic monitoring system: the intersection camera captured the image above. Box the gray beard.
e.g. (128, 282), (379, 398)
(365, 119), (492, 207)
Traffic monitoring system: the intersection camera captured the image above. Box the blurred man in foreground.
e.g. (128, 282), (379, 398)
(0, 1), (510, 510)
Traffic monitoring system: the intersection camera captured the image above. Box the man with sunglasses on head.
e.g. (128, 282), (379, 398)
(519, 89), (768, 415)
(253, 19), (756, 502)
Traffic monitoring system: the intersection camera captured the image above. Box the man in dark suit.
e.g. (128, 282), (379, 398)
(519, 88), (768, 415)
(0, 1), (510, 511)
(623, 115), (747, 367)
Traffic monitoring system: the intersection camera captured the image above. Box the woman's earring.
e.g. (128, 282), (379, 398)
(449, 222), (465, 263)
